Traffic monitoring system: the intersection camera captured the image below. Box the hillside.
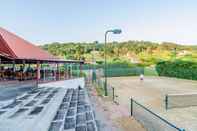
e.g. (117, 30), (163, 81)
(40, 41), (197, 66)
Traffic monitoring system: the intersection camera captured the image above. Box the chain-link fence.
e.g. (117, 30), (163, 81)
(70, 63), (158, 78)
(94, 77), (115, 102)
(105, 67), (144, 77)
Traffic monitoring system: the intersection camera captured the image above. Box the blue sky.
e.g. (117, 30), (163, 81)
(0, 0), (197, 45)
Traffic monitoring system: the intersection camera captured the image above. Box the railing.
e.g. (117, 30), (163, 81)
(130, 97), (185, 131)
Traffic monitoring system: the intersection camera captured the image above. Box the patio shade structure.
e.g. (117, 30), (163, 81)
(0, 27), (84, 81)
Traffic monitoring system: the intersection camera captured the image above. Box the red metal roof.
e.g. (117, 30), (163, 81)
(0, 27), (58, 61)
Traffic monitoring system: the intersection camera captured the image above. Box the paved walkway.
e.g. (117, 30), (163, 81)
(0, 78), (98, 131)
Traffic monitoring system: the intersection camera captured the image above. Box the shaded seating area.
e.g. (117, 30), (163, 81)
(0, 61), (82, 82)
(0, 27), (84, 83)
(0, 65), (36, 81)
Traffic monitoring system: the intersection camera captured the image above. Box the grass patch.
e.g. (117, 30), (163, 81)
(95, 85), (105, 97)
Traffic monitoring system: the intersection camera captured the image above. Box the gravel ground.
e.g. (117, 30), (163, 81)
(107, 76), (197, 131)
(88, 84), (146, 131)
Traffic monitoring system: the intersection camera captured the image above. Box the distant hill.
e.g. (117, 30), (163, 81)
(40, 41), (197, 66)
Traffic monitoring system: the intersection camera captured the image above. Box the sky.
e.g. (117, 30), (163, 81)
(0, 0), (197, 45)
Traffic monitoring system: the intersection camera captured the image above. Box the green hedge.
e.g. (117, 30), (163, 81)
(156, 60), (197, 80)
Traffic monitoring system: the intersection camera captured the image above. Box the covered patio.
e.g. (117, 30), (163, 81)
(0, 27), (84, 84)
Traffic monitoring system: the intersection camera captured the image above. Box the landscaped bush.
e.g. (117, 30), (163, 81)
(156, 60), (197, 80)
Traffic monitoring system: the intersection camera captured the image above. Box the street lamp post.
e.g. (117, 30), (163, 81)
(104, 29), (122, 96)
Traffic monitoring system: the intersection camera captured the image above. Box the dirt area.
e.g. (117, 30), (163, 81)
(107, 76), (197, 131)
(88, 85), (146, 131)
(116, 117), (145, 131)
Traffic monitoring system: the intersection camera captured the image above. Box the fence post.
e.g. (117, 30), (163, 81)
(165, 95), (168, 110)
(112, 87), (115, 102)
(130, 97), (133, 116)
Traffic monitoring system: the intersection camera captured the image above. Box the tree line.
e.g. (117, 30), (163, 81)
(40, 41), (195, 65)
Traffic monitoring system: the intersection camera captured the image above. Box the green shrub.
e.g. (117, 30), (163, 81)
(156, 60), (197, 80)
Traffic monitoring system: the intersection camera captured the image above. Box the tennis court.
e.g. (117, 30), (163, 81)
(107, 76), (197, 131)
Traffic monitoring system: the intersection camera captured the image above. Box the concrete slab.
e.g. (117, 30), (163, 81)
(0, 78), (93, 131)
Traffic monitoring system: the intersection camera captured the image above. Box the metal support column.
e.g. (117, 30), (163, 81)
(80, 63), (82, 77)
(130, 97), (133, 116)
(12, 61), (15, 80)
(36, 61), (40, 86)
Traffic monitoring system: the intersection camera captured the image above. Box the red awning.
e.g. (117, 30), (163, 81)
(0, 27), (58, 61)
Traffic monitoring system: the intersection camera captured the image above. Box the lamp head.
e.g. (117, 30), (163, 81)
(111, 29), (122, 34)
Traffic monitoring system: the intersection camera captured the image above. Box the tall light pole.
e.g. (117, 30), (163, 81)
(104, 29), (122, 96)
